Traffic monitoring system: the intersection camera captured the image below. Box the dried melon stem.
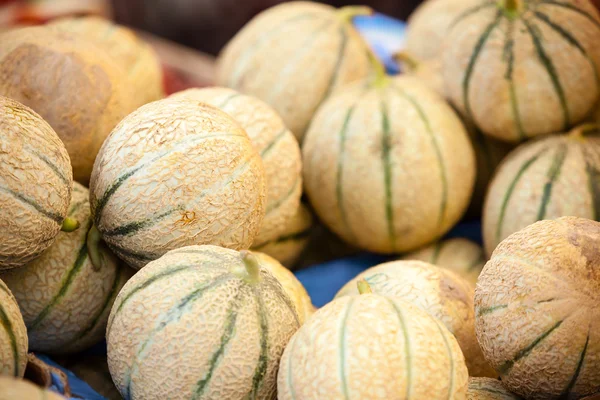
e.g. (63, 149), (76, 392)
(357, 279), (372, 294)
(501, 0), (523, 16)
(393, 51), (420, 73)
(569, 123), (600, 140)
(61, 217), (80, 232)
(240, 250), (262, 284)
(86, 224), (107, 271)
(337, 6), (373, 22)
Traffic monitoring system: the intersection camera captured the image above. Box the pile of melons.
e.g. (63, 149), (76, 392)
(0, 0), (599, 399)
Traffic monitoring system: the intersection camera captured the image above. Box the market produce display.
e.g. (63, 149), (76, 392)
(467, 378), (521, 400)
(0, 279), (27, 377)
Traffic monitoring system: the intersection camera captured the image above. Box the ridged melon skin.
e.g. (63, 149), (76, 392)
(107, 245), (300, 400)
(401, 238), (486, 286)
(0, 26), (135, 184)
(278, 293), (468, 400)
(0, 376), (64, 400)
(0, 182), (133, 354)
(303, 76), (475, 253)
(483, 129), (600, 256)
(443, 0), (600, 142)
(169, 87), (302, 246)
(216, 1), (371, 141)
(475, 217), (600, 399)
(252, 203), (313, 268)
(0, 96), (72, 270)
(0, 280), (27, 378)
(336, 260), (495, 378)
(467, 378), (521, 400)
(49, 16), (164, 109)
(90, 99), (266, 269)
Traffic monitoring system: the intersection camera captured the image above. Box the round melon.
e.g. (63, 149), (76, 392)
(443, 0), (600, 142)
(401, 238), (486, 286)
(251, 203), (313, 267)
(0, 279), (27, 378)
(89, 98), (266, 269)
(336, 260), (495, 377)
(0, 182), (133, 354)
(467, 378), (521, 400)
(483, 125), (600, 256)
(216, 1), (372, 140)
(475, 217), (600, 399)
(0, 96), (73, 270)
(0, 376), (64, 400)
(278, 280), (468, 399)
(0, 26), (134, 184)
(107, 245), (300, 400)
(169, 87), (302, 245)
(303, 74), (475, 253)
(49, 16), (164, 109)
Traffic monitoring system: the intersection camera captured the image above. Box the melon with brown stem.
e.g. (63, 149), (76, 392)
(475, 217), (600, 399)
(0, 279), (27, 378)
(0, 376), (64, 400)
(467, 378), (521, 400)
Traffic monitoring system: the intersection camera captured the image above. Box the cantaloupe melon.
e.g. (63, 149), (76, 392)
(251, 203), (313, 267)
(89, 98), (266, 269)
(0, 279), (27, 378)
(0, 376), (64, 400)
(216, 1), (372, 140)
(336, 260), (495, 377)
(0, 182), (133, 354)
(107, 245), (300, 400)
(483, 125), (600, 256)
(0, 96), (74, 270)
(278, 280), (468, 399)
(49, 16), (164, 109)
(169, 87), (302, 245)
(467, 378), (521, 400)
(401, 238), (486, 286)
(443, 0), (600, 142)
(475, 217), (600, 399)
(303, 74), (475, 253)
(0, 26), (134, 184)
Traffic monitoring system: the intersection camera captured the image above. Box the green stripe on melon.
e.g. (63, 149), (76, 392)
(0, 280), (27, 377)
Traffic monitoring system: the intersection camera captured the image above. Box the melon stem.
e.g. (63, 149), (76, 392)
(61, 217), (80, 232)
(357, 279), (372, 294)
(337, 5), (373, 22)
(502, 0), (522, 15)
(368, 49), (389, 88)
(240, 250), (261, 284)
(86, 224), (106, 271)
(393, 51), (420, 73)
(569, 123), (599, 139)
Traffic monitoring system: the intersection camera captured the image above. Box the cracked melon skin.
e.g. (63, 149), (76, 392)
(89, 98), (266, 269)
(169, 87), (302, 246)
(303, 75), (475, 253)
(0, 182), (133, 354)
(0, 376), (64, 400)
(0, 280), (27, 378)
(107, 245), (300, 400)
(442, 0), (600, 142)
(0, 96), (72, 270)
(467, 378), (521, 399)
(475, 217), (600, 399)
(336, 260), (495, 378)
(216, 1), (371, 141)
(278, 291), (468, 400)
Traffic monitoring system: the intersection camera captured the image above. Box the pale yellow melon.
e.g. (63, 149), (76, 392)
(303, 75), (475, 253)
(0, 26), (135, 184)
(475, 217), (600, 399)
(336, 260), (495, 377)
(107, 245), (300, 400)
(0, 376), (64, 400)
(0, 279), (27, 378)
(216, 1), (371, 140)
(169, 87), (302, 245)
(89, 99), (266, 269)
(0, 96), (73, 270)
(0, 182), (133, 354)
(278, 281), (468, 399)
(49, 16), (164, 108)
(401, 238), (486, 286)
(467, 378), (521, 400)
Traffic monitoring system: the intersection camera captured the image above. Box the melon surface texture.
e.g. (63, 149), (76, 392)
(0, 280), (27, 378)
(0, 376), (64, 400)
(467, 378), (521, 400)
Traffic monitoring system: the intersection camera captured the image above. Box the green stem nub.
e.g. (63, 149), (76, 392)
(86, 225), (106, 271)
(570, 122), (600, 138)
(240, 250), (261, 284)
(337, 5), (373, 22)
(357, 279), (372, 295)
(503, 0), (522, 14)
(61, 217), (80, 232)
(393, 51), (420, 73)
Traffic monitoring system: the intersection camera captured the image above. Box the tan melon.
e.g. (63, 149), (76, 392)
(0, 182), (133, 354)
(0, 26), (135, 184)
(467, 378), (521, 400)
(49, 16), (164, 109)
(89, 98), (266, 269)
(303, 74), (475, 253)
(0, 279), (27, 378)
(443, 0), (600, 142)
(169, 87), (302, 245)
(252, 203), (313, 268)
(0, 96), (73, 270)
(107, 245), (300, 400)
(401, 238), (486, 286)
(483, 125), (600, 256)
(278, 280), (468, 399)
(475, 217), (600, 399)
(216, 1), (372, 140)
(336, 260), (495, 377)
(0, 376), (64, 400)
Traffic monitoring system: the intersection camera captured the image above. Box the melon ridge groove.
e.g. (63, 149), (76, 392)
(431, 241), (443, 264)
(0, 184), (63, 224)
(387, 298), (412, 399)
(315, 26), (348, 110)
(584, 157), (600, 220)
(247, 287), (269, 399)
(338, 297), (355, 400)
(449, 1), (495, 30)
(265, 176), (300, 215)
(336, 103), (359, 241)
(28, 148), (70, 187)
(560, 331), (590, 397)
(261, 128), (289, 158)
(380, 98), (396, 250)
(433, 318), (456, 400)
(0, 301), (19, 376)
(261, 272), (301, 326)
(504, 20), (527, 140)
(538, 0), (600, 31)
(536, 144), (568, 220)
